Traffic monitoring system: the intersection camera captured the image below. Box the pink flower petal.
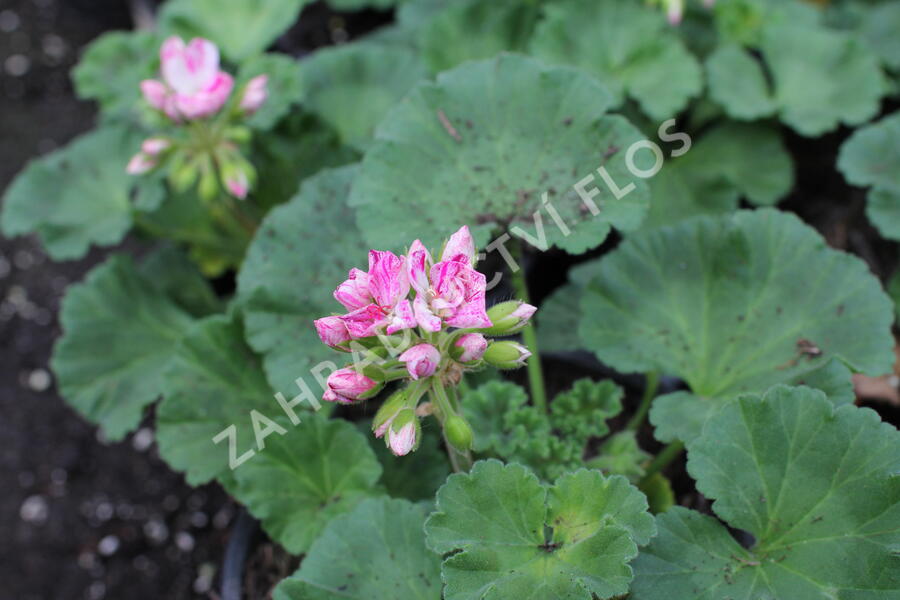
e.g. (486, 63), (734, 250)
(441, 225), (475, 264)
(386, 299), (416, 334)
(413, 294), (442, 332)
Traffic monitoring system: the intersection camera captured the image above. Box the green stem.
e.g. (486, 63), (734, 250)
(626, 371), (659, 432)
(431, 379), (473, 472)
(509, 240), (548, 413)
(641, 440), (684, 484)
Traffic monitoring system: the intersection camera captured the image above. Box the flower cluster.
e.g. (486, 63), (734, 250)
(314, 226), (536, 457)
(127, 36), (268, 200)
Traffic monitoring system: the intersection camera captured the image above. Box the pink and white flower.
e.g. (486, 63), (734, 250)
(407, 226), (492, 332)
(399, 343), (440, 380)
(455, 333), (487, 363)
(334, 268), (374, 311)
(141, 36), (234, 121)
(225, 170), (249, 199)
(323, 368), (378, 404)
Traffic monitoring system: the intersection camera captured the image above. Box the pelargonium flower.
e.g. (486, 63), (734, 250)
(408, 227), (491, 331)
(313, 225), (538, 458)
(141, 36), (234, 121)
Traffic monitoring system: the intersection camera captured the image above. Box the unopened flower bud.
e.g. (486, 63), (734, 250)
(482, 301), (537, 336)
(239, 74), (268, 114)
(126, 153), (156, 175)
(453, 333), (487, 363)
(314, 316), (350, 347)
(399, 343), (440, 380)
(483, 341), (532, 369)
(323, 368), (380, 404)
(141, 137), (171, 156)
(443, 414), (474, 451)
(386, 408), (420, 456)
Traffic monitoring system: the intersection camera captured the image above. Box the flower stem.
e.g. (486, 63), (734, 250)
(640, 440), (684, 485)
(430, 379), (473, 472)
(509, 240), (548, 413)
(626, 371), (659, 432)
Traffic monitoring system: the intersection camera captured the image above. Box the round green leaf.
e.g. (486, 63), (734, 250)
(633, 385), (900, 598)
(156, 313), (278, 487)
(236, 164), (368, 395)
(231, 414), (383, 554)
(1, 126), (139, 260)
(350, 54), (650, 254)
(860, 1), (900, 70)
(274, 497), (442, 600)
(867, 188), (900, 241)
(550, 379), (623, 442)
(578, 209), (894, 441)
(838, 110), (900, 195)
(761, 23), (886, 136)
(72, 30), (161, 116)
(530, 0), (703, 121)
(299, 42), (428, 151)
(420, 0), (539, 73)
(51, 255), (195, 441)
(705, 44), (777, 121)
(425, 460), (654, 600)
(160, 0), (309, 62)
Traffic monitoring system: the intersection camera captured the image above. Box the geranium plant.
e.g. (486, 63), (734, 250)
(2, 0), (899, 597)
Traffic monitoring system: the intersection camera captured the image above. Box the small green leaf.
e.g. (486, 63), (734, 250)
(530, 0), (703, 121)
(72, 30), (161, 116)
(350, 54), (650, 254)
(859, 1), (900, 70)
(550, 379), (623, 442)
(160, 0), (310, 62)
(425, 460), (654, 600)
(705, 44), (776, 121)
(299, 41), (427, 151)
(1, 126), (139, 260)
(838, 110), (900, 195)
(461, 380), (532, 454)
(683, 122), (793, 207)
(588, 431), (651, 482)
(421, 0), (538, 73)
(274, 497), (442, 600)
(51, 255), (195, 441)
(238, 53), (303, 131)
(578, 209), (894, 442)
(231, 414), (383, 554)
(155, 313), (279, 487)
(867, 188), (900, 241)
(237, 164), (368, 395)
(632, 385), (900, 598)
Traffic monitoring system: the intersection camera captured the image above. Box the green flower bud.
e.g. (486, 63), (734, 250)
(168, 155), (199, 193)
(444, 414), (474, 451)
(224, 125), (252, 144)
(198, 166), (219, 201)
(483, 340), (532, 369)
(481, 301), (537, 336)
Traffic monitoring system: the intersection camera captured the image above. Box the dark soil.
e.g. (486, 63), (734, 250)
(0, 2), (387, 599)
